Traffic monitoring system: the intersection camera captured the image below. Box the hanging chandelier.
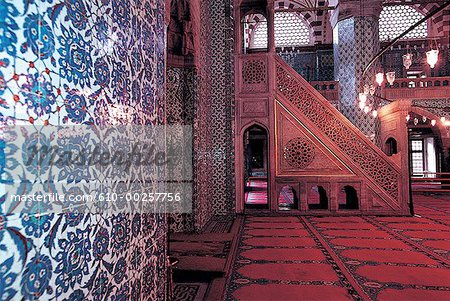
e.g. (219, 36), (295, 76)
(386, 71), (396, 85)
(375, 73), (384, 86)
(426, 49), (439, 69)
(358, 41), (443, 118)
(405, 113), (439, 128)
(402, 53), (413, 70)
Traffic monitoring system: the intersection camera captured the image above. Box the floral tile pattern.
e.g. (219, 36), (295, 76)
(0, 0), (167, 300)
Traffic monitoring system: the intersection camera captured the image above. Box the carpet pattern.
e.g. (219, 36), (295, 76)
(226, 217), (364, 300)
(225, 197), (450, 300)
(204, 216), (235, 233)
(173, 283), (208, 301)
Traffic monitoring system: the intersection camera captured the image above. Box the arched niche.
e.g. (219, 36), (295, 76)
(385, 137), (398, 156)
(242, 12), (268, 53)
(278, 185), (298, 210)
(338, 185), (359, 210)
(308, 185), (328, 210)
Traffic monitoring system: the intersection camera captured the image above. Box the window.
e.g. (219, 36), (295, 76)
(243, 14), (268, 51)
(379, 5), (427, 41)
(278, 185), (297, 210)
(411, 140), (424, 175)
(252, 12), (311, 48)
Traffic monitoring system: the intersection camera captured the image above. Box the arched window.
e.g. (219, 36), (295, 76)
(379, 5), (427, 41)
(252, 12), (312, 49)
(243, 13), (268, 51)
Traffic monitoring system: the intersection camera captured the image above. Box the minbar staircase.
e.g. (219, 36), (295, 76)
(235, 53), (410, 215)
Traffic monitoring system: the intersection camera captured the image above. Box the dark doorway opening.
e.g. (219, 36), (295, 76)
(244, 125), (269, 209)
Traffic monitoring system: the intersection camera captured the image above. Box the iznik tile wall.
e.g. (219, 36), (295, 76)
(412, 99), (450, 120)
(334, 16), (381, 142)
(192, 0), (215, 230)
(167, 66), (197, 233)
(207, 0), (235, 216)
(169, 0), (235, 232)
(0, 0), (167, 300)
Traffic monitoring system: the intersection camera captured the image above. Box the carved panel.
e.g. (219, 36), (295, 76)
(241, 99), (268, 117)
(277, 108), (355, 175)
(283, 137), (316, 169)
(241, 59), (268, 93)
(276, 61), (399, 199)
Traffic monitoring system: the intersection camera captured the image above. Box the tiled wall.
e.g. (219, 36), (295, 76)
(0, 0), (167, 300)
(167, 66), (197, 233)
(412, 99), (450, 120)
(207, 0), (235, 216)
(167, 0), (235, 233)
(334, 16), (381, 141)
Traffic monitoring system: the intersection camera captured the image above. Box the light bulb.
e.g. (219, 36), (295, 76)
(363, 84), (370, 95)
(403, 53), (413, 70)
(406, 114), (410, 122)
(441, 117), (446, 124)
(359, 101), (365, 110)
(386, 71), (396, 85)
(431, 120), (436, 126)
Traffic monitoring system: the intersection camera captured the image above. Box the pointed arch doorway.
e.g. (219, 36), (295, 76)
(243, 124), (269, 209)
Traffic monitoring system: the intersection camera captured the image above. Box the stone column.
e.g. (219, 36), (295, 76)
(332, 0), (383, 141)
(267, 0), (276, 53)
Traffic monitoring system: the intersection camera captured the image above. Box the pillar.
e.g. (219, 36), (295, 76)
(332, 0), (383, 141)
(267, 0), (276, 53)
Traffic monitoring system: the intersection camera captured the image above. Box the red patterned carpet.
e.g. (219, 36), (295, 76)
(225, 196), (450, 301)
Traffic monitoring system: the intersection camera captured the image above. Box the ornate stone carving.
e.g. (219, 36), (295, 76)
(242, 59), (267, 93)
(276, 62), (399, 198)
(283, 137), (316, 169)
(243, 59), (266, 84)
